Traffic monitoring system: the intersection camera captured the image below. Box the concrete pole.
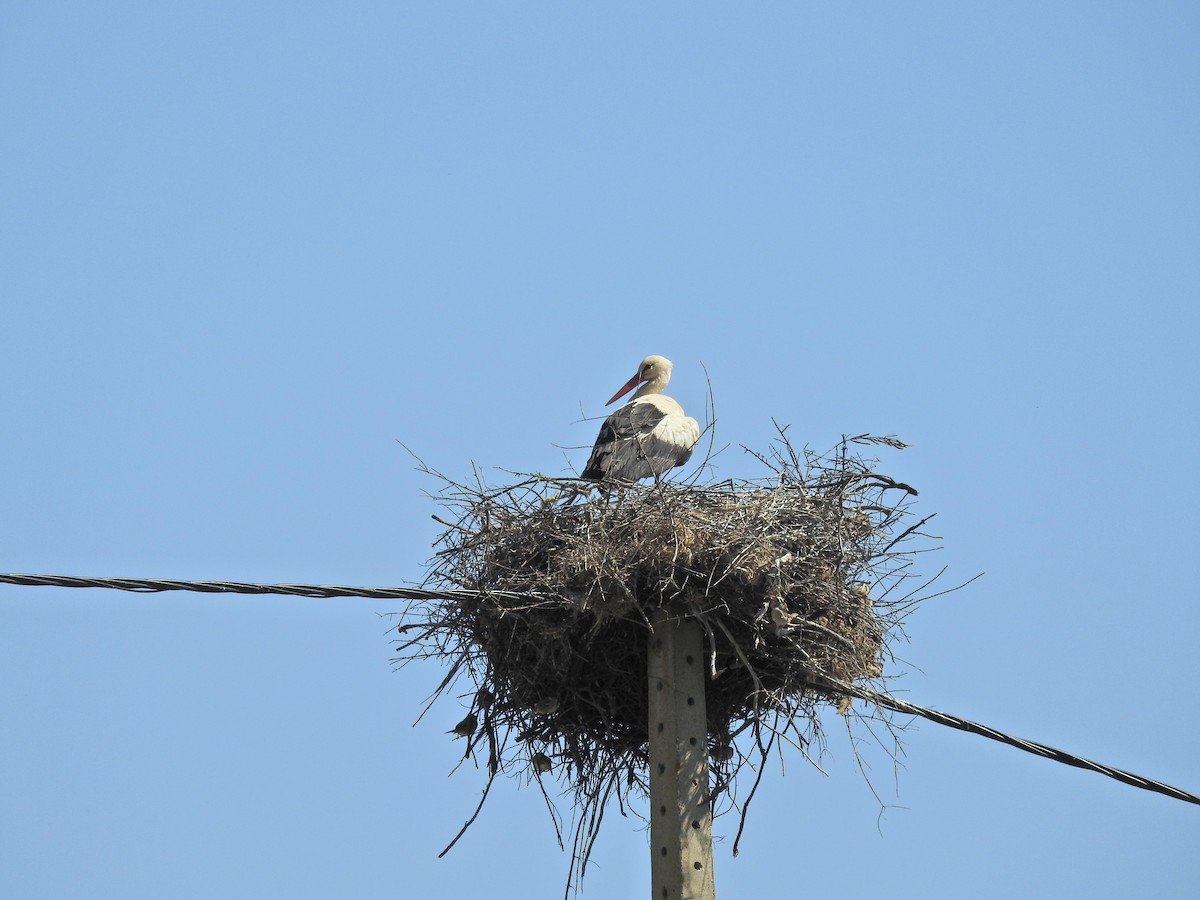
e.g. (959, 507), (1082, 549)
(647, 608), (716, 900)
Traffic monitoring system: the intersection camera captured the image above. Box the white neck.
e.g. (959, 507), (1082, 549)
(632, 371), (670, 399)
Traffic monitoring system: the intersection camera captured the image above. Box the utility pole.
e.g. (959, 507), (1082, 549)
(647, 608), (716, 900)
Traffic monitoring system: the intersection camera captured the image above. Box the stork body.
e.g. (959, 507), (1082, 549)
(582, 355), (700, 483)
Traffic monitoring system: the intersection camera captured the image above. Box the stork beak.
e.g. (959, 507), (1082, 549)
(605, 372), (643, 406)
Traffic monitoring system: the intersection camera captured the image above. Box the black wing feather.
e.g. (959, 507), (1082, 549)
(582, 401), (669, 481)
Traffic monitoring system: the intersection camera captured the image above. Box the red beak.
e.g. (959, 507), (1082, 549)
(605, 372), (643, 406)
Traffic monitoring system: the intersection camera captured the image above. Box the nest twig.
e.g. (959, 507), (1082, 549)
(392, 431), (947, 889)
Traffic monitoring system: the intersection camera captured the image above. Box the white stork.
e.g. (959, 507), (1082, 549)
(582, 355), (701, 483)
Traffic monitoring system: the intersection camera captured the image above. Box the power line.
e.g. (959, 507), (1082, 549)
(812, 673), (1200, 807)
(3, 570), (1197, 807)
(0, 571), (527, 602)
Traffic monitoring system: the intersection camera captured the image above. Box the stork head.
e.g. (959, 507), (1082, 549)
(606, 355), (673, 405)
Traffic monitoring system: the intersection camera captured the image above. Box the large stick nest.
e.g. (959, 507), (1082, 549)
(395, 433), (940, 880)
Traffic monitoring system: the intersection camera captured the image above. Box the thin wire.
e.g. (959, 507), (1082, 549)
(3, 571), (1197, 807)
(811, 673), (1200, 807)
(0, 571), (533, 602)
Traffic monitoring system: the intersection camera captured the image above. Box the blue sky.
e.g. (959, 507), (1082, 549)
(2, 3), (1198, 898)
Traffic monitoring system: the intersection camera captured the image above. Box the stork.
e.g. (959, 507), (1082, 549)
(581, 355), (701, 483)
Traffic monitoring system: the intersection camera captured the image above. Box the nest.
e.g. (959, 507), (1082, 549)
(394, 434), (939, 882)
